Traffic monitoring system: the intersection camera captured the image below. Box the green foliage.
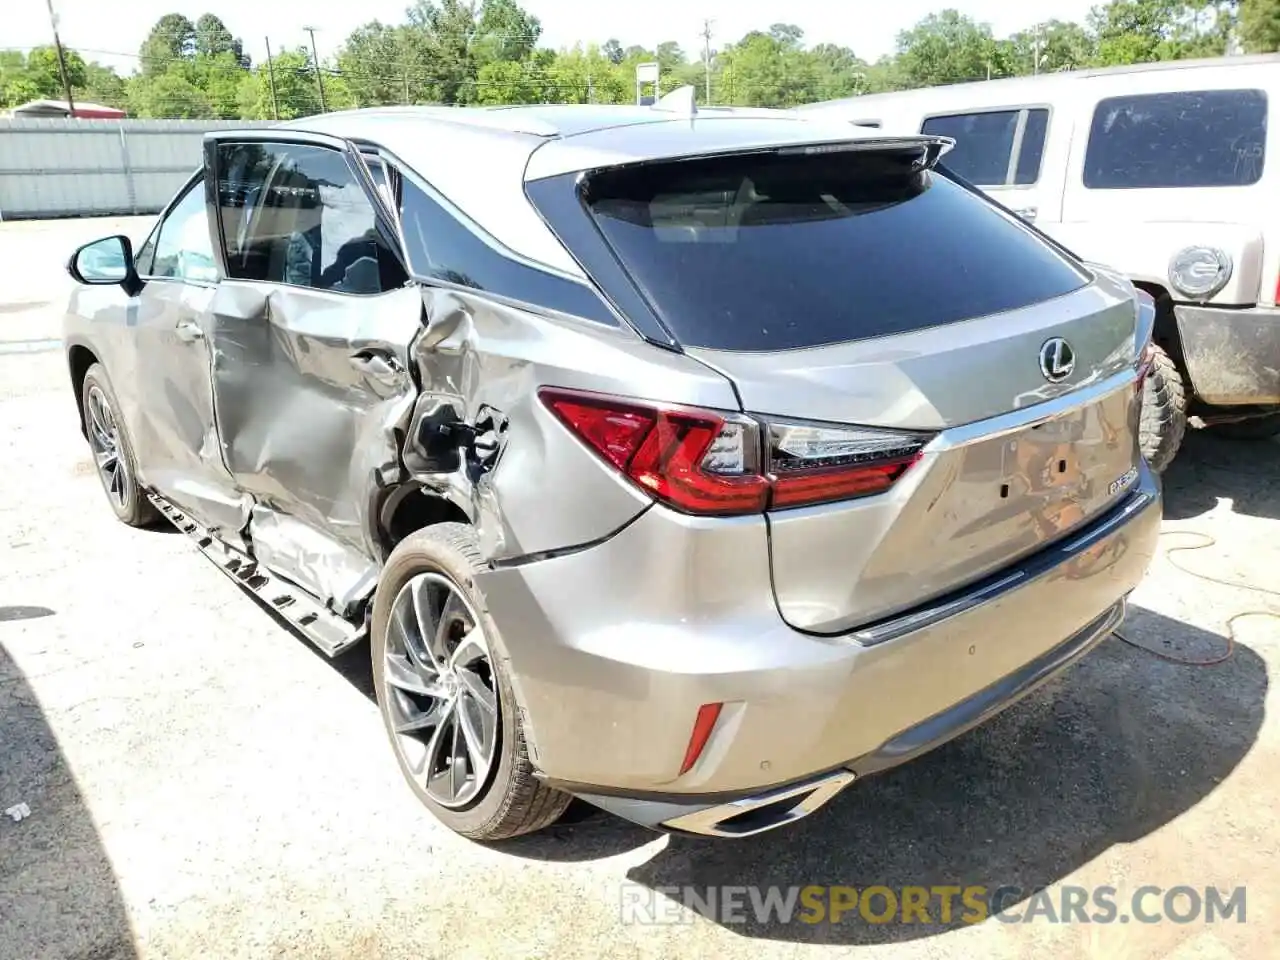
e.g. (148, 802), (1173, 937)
(895, 10), (1007, 86)
(1240, 0), (1280, 50)
(25, 46), (88, 98)
(3, 0), (1261, 120)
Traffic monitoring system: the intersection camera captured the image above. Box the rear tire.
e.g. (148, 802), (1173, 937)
(80, 364), (159, 527)
(370, 523), (571, 841)
(1139, 344), (1187, 474)
(1206, 411), (1280, 441)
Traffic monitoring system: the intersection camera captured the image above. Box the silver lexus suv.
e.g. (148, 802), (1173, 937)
(62, 96), (1162, 841)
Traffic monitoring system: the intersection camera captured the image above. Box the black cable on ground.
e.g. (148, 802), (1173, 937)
(1112, 530), (1278, 666)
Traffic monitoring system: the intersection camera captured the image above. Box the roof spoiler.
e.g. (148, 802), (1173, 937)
(773, 134), (955, 170)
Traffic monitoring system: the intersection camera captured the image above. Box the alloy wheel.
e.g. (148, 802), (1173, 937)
(86, 384), (129, 510)
(382, 572), (500, 809)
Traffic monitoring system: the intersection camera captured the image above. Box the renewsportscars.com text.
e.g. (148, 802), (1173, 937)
(620, 884), (1247, 926)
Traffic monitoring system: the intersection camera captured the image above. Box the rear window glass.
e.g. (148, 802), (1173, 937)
(583, 150), (1088, 352)
(1084, 90), (1267, 189)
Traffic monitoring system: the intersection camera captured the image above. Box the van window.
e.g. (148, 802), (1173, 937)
(1084, 90), (1267, 189)
(922, 108), (1051, 187)
(1016, 109), (1050, 185)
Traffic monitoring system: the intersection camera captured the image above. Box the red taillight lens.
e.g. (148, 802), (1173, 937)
(539, 387), (927, 515)
(540, 388), (769, 516)
(770, 455), (921, 509)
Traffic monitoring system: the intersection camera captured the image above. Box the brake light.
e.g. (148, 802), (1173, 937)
(539, 387), (928, 515)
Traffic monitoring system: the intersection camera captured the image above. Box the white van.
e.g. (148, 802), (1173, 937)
(799, 55), (1280, 470)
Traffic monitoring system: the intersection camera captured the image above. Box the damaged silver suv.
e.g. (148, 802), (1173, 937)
(63, 97), (1162, 841)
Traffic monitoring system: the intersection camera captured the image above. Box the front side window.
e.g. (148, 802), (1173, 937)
(148, 179), (217, 283)
(582, 148), (1088, 351)
(215, 141), (400, 295)
(1084, 90), (1267, 189)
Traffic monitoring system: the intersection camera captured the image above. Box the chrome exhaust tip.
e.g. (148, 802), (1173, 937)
(662, 770), (856, 838)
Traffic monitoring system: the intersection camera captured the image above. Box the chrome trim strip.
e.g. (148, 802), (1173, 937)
(928, 366), (1136, 452)
(662, 770), (857, 838)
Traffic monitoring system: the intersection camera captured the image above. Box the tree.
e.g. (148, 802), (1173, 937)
(1241, 0), (1280, 49)
(1007, 20), (1097, 74)
(474, 0), (542, 63)
(140, 13), (197, 75)
(195, 13), (245, 63)
(129, 72), (211, 118)
(896, 10), (1006, 86)
(78, 62), (129, 109)
(238, 47), (353, 119)
(602, 39), (624, 65)
(808, 43), (868, 100)
(23, 46), (88, 99)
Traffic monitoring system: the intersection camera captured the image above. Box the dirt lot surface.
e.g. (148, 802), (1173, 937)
(2, 218), (1278, 959)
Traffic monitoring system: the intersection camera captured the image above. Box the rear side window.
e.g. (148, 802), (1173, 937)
(582, 150), (1088, 352)
(215, 141), (402, 295)
(1084, 90), (1267, 189)
(922, 108), (1051, 186)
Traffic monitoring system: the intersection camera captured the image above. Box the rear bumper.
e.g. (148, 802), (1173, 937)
(476, 463), (1161, 823)
(597, 600), (1123, 837)
(1175, 303), (1280, 406)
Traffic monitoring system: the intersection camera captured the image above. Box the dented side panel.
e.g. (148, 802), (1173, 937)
(405, 289), (740, 561)
(208, 281), (423, 613)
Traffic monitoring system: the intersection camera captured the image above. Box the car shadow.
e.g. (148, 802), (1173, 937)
(1, 626), (139, 959)
(493, 607), (1265, 941)
(1162, 428), (1280, 521)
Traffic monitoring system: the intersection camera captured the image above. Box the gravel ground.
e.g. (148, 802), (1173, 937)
(1, 218), (1278, 960)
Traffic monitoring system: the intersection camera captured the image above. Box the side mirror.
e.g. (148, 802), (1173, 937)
(67, 235), (143, 295)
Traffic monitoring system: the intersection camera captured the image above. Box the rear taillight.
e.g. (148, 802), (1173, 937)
(539, 387), (928, 515)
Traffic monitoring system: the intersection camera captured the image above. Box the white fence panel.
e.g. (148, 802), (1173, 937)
(0, 118), (261, 220)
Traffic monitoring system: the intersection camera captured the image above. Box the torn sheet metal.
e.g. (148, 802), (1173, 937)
(248, 504), (378, 615)
(404, 287), (735, 563)
(208, 281), (423, 614)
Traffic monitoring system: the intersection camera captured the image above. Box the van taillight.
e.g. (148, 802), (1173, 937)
(539, 387), (930, 515)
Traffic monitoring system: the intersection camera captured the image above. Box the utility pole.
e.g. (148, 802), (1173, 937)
(1033, 24), (1043, 76)
(44, 0), (76, 115)
(701, 19), (714, 104)
(402, 67), (411, 105)
(264, 37), (280, 120)
(303, 26), (327, 113)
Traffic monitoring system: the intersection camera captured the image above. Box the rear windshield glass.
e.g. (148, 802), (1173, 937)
(583, 150), (1088, 351)
(1084, 90), (1267, 189)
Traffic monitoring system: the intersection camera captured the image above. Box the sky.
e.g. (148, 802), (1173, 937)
(11, 0), (1100, 74)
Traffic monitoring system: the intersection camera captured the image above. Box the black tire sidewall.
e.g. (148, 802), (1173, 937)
(1139, 344), (1187, 474)
(80, 364), (151, 525)
(370, 525), (523, 836)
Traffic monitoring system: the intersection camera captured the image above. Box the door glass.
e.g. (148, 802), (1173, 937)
(215, 142), (401, 295)
(145, 179), (217, 282)
(1084, 90), (1268, 189)
(1014, 109), (1050, 185)
(922, 110), (1020, 186)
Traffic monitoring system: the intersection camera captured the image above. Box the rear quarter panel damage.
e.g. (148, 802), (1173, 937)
(404, 287), (739, 562)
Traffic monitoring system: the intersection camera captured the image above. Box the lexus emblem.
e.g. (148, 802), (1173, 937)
(1039, 337), (1075, 383)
